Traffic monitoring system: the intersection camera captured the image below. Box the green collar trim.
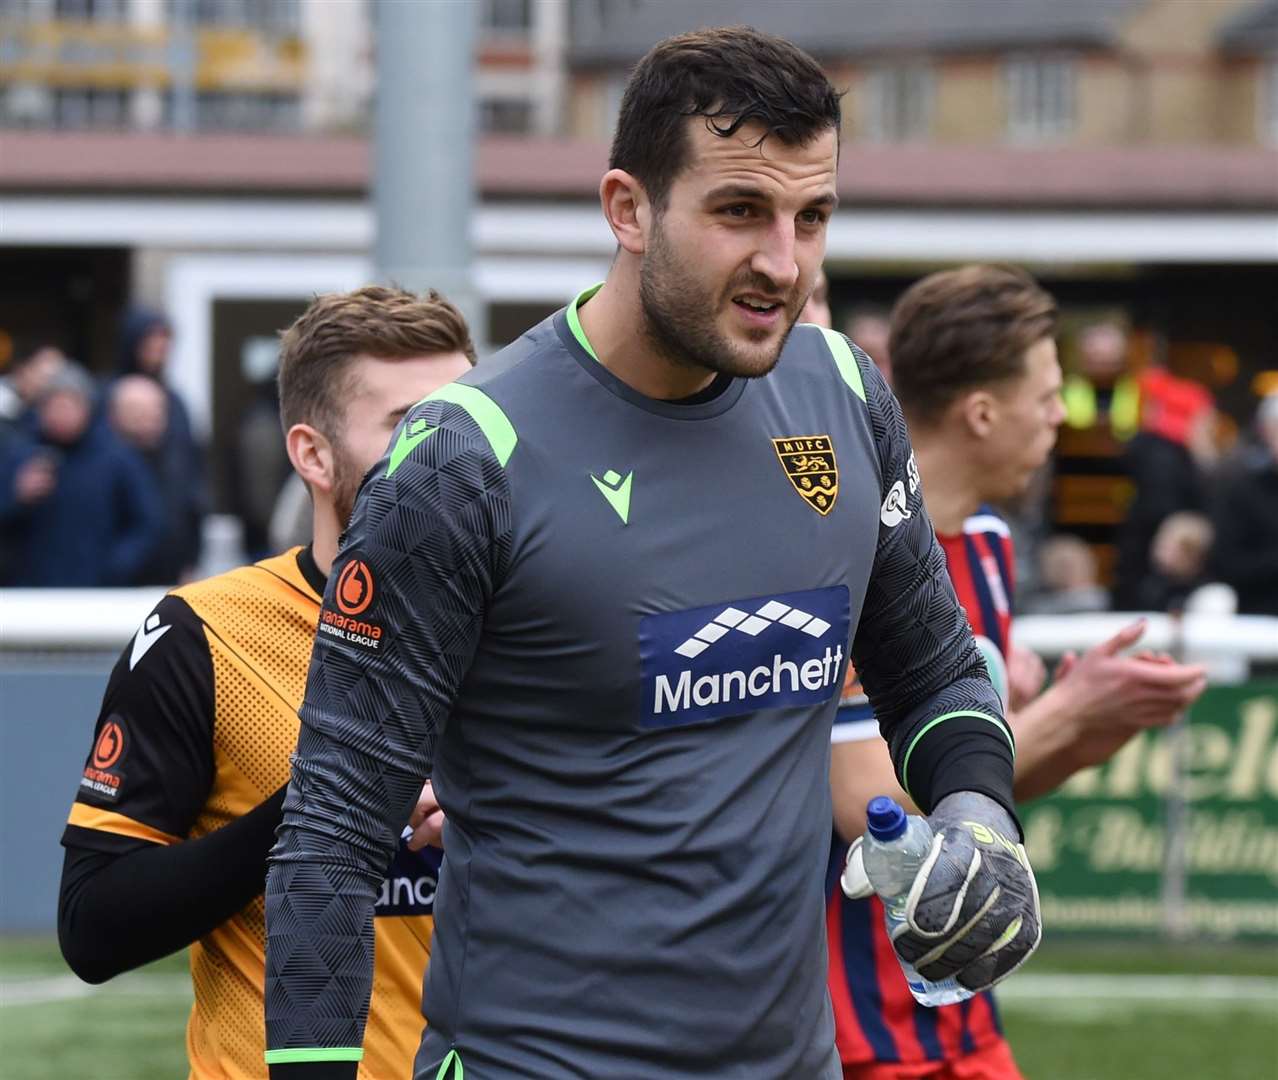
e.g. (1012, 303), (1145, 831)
(566, 282), (605, 362)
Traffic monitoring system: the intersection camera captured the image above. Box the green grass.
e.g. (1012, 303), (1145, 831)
(1, 936), (1275, 1080)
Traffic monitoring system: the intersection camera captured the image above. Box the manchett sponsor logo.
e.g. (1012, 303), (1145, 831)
(640, 587), (850, 728)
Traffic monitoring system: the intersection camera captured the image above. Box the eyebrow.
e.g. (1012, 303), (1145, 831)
(389, 403), (416, 423)
(703, 183), (839, 210)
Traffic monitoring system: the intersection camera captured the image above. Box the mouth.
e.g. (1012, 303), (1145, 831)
(731, 293), (785, 329)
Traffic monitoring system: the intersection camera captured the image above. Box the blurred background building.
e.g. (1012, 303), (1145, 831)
(1, 0), (1276, 576)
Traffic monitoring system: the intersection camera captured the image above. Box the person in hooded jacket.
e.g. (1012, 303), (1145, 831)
(113, 309), (206, 582)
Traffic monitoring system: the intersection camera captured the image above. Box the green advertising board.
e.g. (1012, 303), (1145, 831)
(1022, 680), (1278, 939)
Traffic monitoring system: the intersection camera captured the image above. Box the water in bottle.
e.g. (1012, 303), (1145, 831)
(863, 796), (974, 1007)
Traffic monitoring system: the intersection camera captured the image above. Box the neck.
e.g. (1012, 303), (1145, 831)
(913, 429), (982, 535)
(311, 500), (340, 576)
(576, 267), (719, 400)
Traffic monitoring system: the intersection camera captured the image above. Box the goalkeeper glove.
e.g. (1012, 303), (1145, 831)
(842, 790), (1041, 993)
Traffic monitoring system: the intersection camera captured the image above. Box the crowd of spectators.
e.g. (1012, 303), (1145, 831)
(2, 296), (1275, 620)
(0, 310), (206, 587)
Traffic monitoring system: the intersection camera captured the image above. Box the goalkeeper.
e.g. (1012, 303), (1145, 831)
(264, 27), (1041, 1080)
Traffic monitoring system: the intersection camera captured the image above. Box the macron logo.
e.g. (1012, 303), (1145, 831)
(674, 600), (832, 659)
(130, 612), (170, 670)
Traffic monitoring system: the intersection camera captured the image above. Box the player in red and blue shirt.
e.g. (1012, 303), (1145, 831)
(813, 264), (1208, 1079)
(830, 511), (1019, 1078)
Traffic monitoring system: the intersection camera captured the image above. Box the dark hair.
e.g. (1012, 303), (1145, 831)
(278, 285), (476, 437)
(888, 264), (1058, 425)
(609, 26), (842, 210)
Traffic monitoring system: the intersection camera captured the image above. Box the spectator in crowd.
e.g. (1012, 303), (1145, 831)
(1062, 320), (1141, 441)
(1113, 369), (1214, 608)
(1137, 511), (1215, 612)
(115, 308), (206, 566)
(1210, 392), (1278, 615)
(0, 363), (165, 586)
(802, 267), (832, 328)
(0, 342), (68, 582)
(1025, 533), (1111, 615)
(845, 304), (891, 380)
(0, 342), (66, 442)
(228, 362), (291, 560)
(108, 374), (202, 584)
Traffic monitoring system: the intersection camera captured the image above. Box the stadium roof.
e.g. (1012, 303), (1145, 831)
(568, 0), (1143, 67)
(2, 131), (1275, 209)
(1217, 0), (1278, 53)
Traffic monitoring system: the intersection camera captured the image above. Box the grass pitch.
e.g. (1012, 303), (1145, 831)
(1, 937), (1274, 1079)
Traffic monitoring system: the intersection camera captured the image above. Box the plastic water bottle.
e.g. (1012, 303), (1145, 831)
(863, 796), (974, 1007)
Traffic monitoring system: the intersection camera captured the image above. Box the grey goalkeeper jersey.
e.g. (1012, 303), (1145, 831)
(264, 293), (1011, 1080)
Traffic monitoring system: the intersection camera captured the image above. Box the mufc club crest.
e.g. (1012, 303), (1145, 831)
(772, 435), (839, 516)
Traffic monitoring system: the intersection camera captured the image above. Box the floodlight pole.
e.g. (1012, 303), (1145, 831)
(373, 0), (484, 352)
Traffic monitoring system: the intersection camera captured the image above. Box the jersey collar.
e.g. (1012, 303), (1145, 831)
(559, 283), (746, 421)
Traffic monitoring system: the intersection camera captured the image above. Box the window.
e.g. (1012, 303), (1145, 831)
(482, 0), (531, 35)
(480, 96), (533, 134)
(0, 84), (53, 128)
(864, 62), (932, 142)
(53, 0), (126, 17)
(1264, 57), (1278, 145)
(1005, 55), (1075, 141)
(190, 90), (300, 131)
(168, 0), (299, 33)
(53, 87), (128, 128)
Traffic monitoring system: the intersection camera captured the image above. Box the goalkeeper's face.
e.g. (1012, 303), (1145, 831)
(979, 337), (1066, 501)
(330, 349), (473, 527)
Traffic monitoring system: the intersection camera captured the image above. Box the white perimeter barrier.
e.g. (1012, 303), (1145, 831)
(2, 588), (1276, 662)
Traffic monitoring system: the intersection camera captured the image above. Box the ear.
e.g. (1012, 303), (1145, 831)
(960, 389), (999, 441)
(285, 422), (336, 496)
(599, 168), (650, 255)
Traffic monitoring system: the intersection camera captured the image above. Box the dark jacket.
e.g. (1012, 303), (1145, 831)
(1113, 432), (1205, 610)
(1211, 445), (1278, 615)
(0, 424), (167, 587)
(113, 308), (206, 580)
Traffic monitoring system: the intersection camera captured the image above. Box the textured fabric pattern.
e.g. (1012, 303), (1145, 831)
(848, 356), (1013, 814)
(62, 549), (436, 1079)
(264, 316), (1007, 1080)
(265, 404), (511, 1062)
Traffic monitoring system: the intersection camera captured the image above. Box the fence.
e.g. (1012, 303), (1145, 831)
(2, 589), (1276, 935)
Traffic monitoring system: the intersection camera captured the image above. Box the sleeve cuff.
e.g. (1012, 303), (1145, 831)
(897, 710), (1017, 825)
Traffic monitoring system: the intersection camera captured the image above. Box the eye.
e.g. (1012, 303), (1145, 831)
(798, 209), (827, 227)
(722, 204), (753, 219)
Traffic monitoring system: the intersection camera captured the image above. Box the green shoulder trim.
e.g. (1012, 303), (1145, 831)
(900, 710), (1015, 805)
(424, 383), (517, 468)
(264, 1047), (363, 1065)
(812, 324), (866, 402)
(566, 282), (605, 362)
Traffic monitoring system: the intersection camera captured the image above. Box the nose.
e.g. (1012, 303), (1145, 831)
(1049, 393), (1067, 428)
(750, 221), (799, 294)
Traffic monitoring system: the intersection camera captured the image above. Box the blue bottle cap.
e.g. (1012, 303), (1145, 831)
(866, 796), (908, 841)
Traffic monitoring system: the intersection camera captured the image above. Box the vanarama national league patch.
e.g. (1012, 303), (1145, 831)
(318, 553), (386, 651)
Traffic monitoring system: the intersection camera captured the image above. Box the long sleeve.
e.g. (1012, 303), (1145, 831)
(59, 785), (286, 983)
(263, 395), (513, 1077)
(846, 350), (1016, 822)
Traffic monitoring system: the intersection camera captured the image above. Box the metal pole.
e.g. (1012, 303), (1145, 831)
(169, 0), (196, 135)
(1161, 611), (1191, 939)
(373, 0), (484, 351)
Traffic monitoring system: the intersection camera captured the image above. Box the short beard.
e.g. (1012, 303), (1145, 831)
(638, 215), (798, 381)
(330, 438), (361, 530)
